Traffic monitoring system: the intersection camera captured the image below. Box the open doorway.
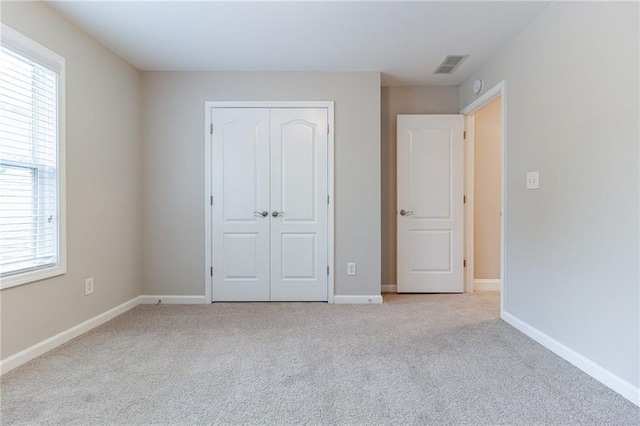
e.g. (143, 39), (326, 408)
(461, 81), (506, 311)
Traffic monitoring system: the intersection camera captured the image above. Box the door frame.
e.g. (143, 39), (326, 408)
(204, 101), (335, 304)
(460, 81), (506, 315)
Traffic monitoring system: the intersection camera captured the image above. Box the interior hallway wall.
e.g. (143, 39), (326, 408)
(473, 97), (501, 280)
(0, 1), (142, 359)
(380, 86), (459, 287)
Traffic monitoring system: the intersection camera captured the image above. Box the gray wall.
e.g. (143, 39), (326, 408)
(460, 2), (639, 387)
(473, 97), (501, 280)
(0, 1), (142, 358)
(380, 86), (459, 286)
(141, 72), (381, 297)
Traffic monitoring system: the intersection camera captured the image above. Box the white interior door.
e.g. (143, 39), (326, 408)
(270, 108), (328, 301)
(212, 107), (328, 302)
(212, 108), (270, 301)
(397, 115), (464, 293)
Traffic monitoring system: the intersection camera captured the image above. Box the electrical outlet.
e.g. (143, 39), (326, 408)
(84, 277), (94, 296)
(347, 262), (356, 276)
(526, 171), (539, 190)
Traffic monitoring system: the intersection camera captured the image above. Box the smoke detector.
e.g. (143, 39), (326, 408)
(434, 55), (468, 74)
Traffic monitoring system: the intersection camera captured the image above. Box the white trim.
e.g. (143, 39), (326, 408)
(204, 106), (213, 305)
(204, 101), (335, 303)
(139, 295), (207, 304)
(0, 296), (140, 375)
(0, 24), (67, 290)
(381, 284), (397, 293)
(334, 295), (383, 304)
(205, 101), (335, 109)
(460, 80), (507, 316)
(473, 279), (500, 291)
(326, 103), (335, 304)
(464, 116), (475, 293)
(502, 311), (640, 407)
(1, 24), (64, 73)
(460, 81), (505, 116)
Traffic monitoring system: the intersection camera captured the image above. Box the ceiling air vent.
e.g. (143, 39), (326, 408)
(434, 55), (468, 74)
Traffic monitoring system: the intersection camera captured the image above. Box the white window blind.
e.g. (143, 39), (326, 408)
(0, 25), (65, 287)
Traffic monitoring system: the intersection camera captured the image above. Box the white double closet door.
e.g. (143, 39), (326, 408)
(212, 108), (328, 302)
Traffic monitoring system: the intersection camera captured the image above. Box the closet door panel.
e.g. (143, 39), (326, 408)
(270, 108), (328, 301)
(212, 108), (270, 301)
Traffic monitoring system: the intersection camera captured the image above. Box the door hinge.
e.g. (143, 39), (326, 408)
(463, 131), (466, 139)
(210, 123), (213, 134)
(327, 195), (330, 205)
(463, 259), (466, 268)
(327, 265), (330, 276)
(210, 267), (213, 276)
(210, 195), (213, 205)
(326, 123), (330, 134)
(463, 195), (466, 204)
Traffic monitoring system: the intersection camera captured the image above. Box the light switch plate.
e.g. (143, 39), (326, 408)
(526, 171), (539, 190)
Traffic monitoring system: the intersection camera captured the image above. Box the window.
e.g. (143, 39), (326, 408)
(1, 25), (65, 289)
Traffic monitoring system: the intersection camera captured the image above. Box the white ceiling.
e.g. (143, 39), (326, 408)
(46, 1), (550, 86)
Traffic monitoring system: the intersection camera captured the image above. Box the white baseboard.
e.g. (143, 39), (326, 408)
(334, 295), (383, 304)
(139, 295), (207, 304)
(0, 296), (141, 375)
(381, 284), (397, 293)
(502, 311), (639, 407)
(474, 279), (501, 291)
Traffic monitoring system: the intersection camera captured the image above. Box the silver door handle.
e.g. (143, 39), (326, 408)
(272, 211), (285, 217)
(254, 210), (268, 217)
(399, 210), (413, 216)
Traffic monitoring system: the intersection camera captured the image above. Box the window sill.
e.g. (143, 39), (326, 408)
(0, 264), (66, 290)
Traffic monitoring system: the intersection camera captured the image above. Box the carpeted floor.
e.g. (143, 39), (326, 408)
(1, 292), (639, 425)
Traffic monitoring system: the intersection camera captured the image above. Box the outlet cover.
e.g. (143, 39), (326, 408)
(526, 171), (539, 190)
(84, 277), (94, 295)
(347, 262), (356, 276)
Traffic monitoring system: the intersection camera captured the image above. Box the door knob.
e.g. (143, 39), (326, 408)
(254, 211), (268, 217)
(399, 210), (413, 216)
(272, 211), (285, 217)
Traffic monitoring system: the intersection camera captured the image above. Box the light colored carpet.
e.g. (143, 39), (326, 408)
(1, 292), (638, 425)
